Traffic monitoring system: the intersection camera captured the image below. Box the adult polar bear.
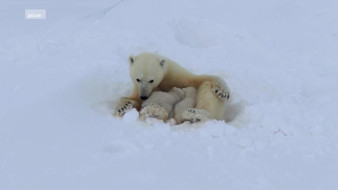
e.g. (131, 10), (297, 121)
(114, 52), (230, 122)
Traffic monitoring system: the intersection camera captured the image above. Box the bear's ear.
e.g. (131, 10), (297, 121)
(129, 56), (135, 65)
(160, 59), (166, 67)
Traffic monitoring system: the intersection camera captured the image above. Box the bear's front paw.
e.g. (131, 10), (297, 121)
(212, 79), (230, 100)
(182, 108), (212, 123)
(140, 103), (169, 121)
(114, 99), (135, 117)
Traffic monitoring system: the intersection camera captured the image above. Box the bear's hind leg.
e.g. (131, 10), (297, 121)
(182, 81), (225, 122)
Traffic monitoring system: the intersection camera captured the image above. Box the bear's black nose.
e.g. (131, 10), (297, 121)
(140, 96), (148, 100)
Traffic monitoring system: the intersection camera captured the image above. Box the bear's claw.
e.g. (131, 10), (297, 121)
(114, 100), (134, 116)
(212, 79), (230, 100)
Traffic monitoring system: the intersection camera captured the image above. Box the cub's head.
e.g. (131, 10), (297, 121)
(129, 52), (167, 100)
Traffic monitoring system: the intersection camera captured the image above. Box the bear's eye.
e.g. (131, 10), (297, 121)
(136, 79), (141, 82)
(149, 80), (154, 83)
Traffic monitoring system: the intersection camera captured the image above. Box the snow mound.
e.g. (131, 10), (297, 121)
(1, 0), (338, 189)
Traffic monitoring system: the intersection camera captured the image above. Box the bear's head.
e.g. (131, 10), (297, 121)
(129, 52), (167, 100)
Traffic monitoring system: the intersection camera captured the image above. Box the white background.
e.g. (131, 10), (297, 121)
(1, 0), (338, 189)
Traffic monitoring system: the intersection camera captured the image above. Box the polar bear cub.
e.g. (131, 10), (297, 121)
(140, 87), (197, 124)
(173, 87), (197, 124)
(140, 87), (185, 121)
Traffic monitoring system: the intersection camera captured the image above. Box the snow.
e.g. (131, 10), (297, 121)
(1, 0), (338, 189)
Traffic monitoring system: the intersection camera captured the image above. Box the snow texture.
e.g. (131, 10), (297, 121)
(1, 0), (338, 189)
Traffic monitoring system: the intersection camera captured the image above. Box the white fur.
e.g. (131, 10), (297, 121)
(115, 52), (231, 122)
(173, 87), (197, 124)
(140, 87), (184, 121)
